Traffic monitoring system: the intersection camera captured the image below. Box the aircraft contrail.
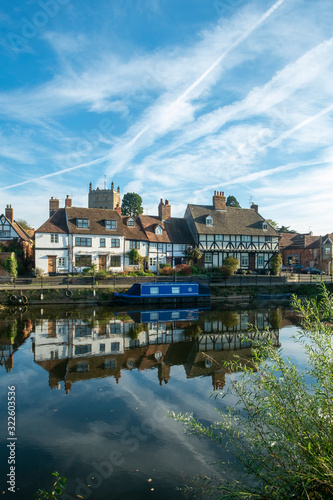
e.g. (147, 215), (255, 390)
(1, 0), (287, 190)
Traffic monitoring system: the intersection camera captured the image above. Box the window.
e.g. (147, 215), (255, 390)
(172, 311), (180, 319)
(241, 254), (249, 267)
(150, 243), (157, 248)
(150, 287), (159, 295)
(50, 350), (58, 360)
(216, 235), (223, 241)
(110, 255), (121, 267)
(100, 238), (106, 247)
(75, 255), (92, 267)
(204, 253), (213, 263)
(76, 362), (89, 371)
(75, 345), (91, 355)
(105, 220), (117, 230)
(127, 218), (135, 226)
(257, 254), (264, 266)
(130, 241), (140, 249)
(150, 312), (159, 320)
(75, 237), (92, 247)
(241, 235), (251, 242)
(206, 216), (213, 226)
(50, 234), (59, 243)
(76, 218), (89, 228)
(155, 225), (162, 235)
(75, 325), (92, 337)
(149, 257), (157, 266)
(158, 243), (163, 251)
(100, 344), (105, 353)
(324, 247), (331, 255)
(172, 287), (180, 294)
(104, 359), (117, 369)
(58, 257), (66, 267)
(111, 238), (120, 248)
(111, 342), (120, 352)
(262, 222), (268, 230)
(110, 323), (121, 334)
(265, 236), (272, 242)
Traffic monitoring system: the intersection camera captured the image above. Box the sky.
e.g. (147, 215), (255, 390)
(0, 0), (333, 234)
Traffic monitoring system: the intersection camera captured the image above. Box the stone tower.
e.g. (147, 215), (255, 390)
(88, 181), (121, 209)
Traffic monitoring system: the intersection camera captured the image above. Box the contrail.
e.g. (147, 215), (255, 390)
(1, 0), (286, 190)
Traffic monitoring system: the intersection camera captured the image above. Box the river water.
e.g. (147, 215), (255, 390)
(0, 304), (305, 499)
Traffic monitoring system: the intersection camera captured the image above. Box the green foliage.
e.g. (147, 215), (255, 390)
(219, 265), (233, 277)
(183, 247), (203, 264)
(266, 218), (279, 230)
(226, 195), (241, 207)
(279, 225), (298, 233)
(172, 284), (333, 499)
(222, 257), (239, 274)
(34, 471), (66, 499)
(121, 192), (143, 216)
(128, 248), (141, 265)
(270, 253), (283, 275)
(4, 253), (18, 278)
(16, 218), (33, 231)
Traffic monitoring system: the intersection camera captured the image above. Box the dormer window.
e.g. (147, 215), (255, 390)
(155, 225), (162, 235)
(105, 219), (117, 230)
(262, 222), (268, 231)
(76, 218), (89, 229)
(127, 218), (135, 227)
(206, 216), (213, 226)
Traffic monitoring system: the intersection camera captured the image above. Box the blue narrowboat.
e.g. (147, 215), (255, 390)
(114, 282), (210, 304)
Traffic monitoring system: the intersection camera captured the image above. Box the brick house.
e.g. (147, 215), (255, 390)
(279, 232), (322, 269)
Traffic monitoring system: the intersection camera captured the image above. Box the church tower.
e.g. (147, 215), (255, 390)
(88, 181), (121, 209)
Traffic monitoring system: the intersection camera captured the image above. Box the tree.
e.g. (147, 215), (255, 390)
(270, 253), (282, 275)
(4, 253), (18, 278)
(121, 193), (143, 216)
(183, 247), (202, 265)
(266, 218), (279, 230)
(173, 284), (333, 499)
(279, 225), (297, 233)
(222, 256), (239, 274)
(226, 195), (241, 207)
(16, 219), (33, 232)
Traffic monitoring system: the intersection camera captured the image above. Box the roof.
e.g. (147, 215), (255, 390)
(36, 207), (124, 236)
(0, 214), (33, 242)
(279, 233), (320, 250)
(122, 216), (148, 241)
(186, 204), (280, 236)
(139, 215), (195, 244)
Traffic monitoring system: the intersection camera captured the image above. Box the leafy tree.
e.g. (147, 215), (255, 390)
(270, 253), (282, 275)
(128, 248), (141, 265)
(222, 256), (239, 274)
(121, 193), (143, 216)
(279, 225), (297, 233)
(173, 284), (333, 499)
(183, 247), (202, 265)
(4, 253), (18, 278)
(226, 195), (241, 207)
(16, 218), (33, 231)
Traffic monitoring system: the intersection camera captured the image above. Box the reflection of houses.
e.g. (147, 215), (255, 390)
(0, 319), (33, 372)
(0, 204), (34, 269)
(33, 309), (280, 391)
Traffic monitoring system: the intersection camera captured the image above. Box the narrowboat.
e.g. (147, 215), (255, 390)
(114, 282), (210, 304)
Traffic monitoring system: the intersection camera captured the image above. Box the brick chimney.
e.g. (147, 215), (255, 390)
(251, 202), (258, 213)
(115, 203), (121, 214)
(158, 199), (171, 221)
(49, 197), (60, 218)
(212, 191), (226, 210)
(5, 204), (14, 223)
(65, 195), (72, 208)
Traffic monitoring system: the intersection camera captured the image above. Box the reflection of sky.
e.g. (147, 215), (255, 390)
(0, 313), (311, 500)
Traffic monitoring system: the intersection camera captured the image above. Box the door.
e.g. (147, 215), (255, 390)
(99, 255), (107, 271)
(48, 256), (57, 274)
(249, 253), (255, 271)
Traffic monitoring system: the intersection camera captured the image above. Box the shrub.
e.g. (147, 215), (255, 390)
(219, 265), (233, 277)
(95, 270), (109, 280)
(270, 253), (283, 275)
(172, 283), (333, 499)
(223, 256), (239, 274)
(160, 266), (175, 276)
(175, 264), (192, 276)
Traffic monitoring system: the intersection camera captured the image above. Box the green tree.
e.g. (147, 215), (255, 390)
(4, 253), (18, 278)
(279, 225), (297, 233)
(121, 193), (143, 216)
(183, 247), (202, 265)
(270, 253), (282, 275)
(222, 256), (239, 274)
(266, 218), (279, 230)
(226, 195), (241, 207)
(16, 218), (33, 232)
(173, 284), (333, 499)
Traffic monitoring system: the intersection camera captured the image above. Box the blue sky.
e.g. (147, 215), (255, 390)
(1, 0), (333, 233)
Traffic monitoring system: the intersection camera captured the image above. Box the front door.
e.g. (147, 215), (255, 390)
(99, 255), (107, 271)
(48, 256), (57, 274)
(249, 253), (255, 271)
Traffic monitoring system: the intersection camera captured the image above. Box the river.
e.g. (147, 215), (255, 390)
(0, 303), (304, 499)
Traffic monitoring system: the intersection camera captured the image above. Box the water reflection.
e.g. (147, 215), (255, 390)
(27, 307), (283, 392)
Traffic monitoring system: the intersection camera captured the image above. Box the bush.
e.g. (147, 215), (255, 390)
(95, 270), (109, 280)
(160, 266), (175, 276)
(222, 256), (239, 274)
(173, 283), (333, 499)
(219, 265), (233, 277)
(175, 264), (192, 276)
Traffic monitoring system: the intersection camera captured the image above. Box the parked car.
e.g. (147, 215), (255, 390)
(281, 265), (292, 272)
(302, 267), (325, 275)
(291, 264), (305, 272)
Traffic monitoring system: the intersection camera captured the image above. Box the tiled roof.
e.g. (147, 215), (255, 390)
(122, 216), (148, 241)
(186, 205), (280, 236)
(279, 233), (320, 249)
(0, 214), (33, 242)
(139, 215), (195, 244)
(66, 207), (123, 235)
(36, 208), (68, 234)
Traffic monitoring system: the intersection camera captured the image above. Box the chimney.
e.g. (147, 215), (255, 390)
(212, 191), (226, 211)
(49, 197), (60, 218)
(5, 204), (14, 223)
(158, 198), (171, 221)
(251, 202), (258, 213)
(65, 195), (72, 208)
(115, 203), (121, 214)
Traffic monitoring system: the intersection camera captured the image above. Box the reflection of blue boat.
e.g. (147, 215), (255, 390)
(140, 309), (199, 323)
(114, 282), (210, 304)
